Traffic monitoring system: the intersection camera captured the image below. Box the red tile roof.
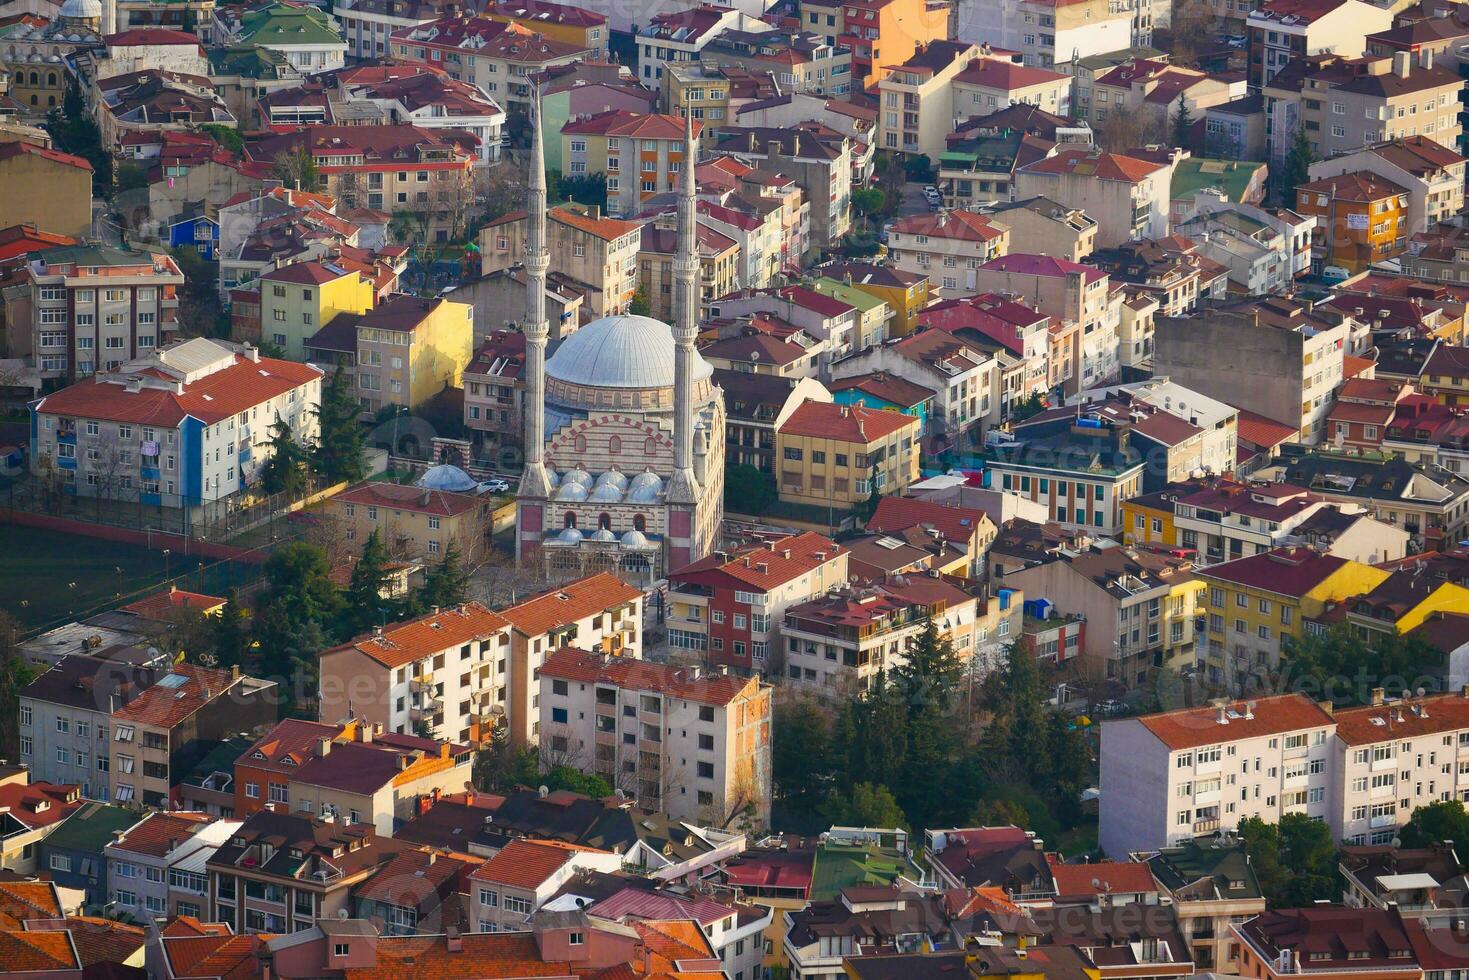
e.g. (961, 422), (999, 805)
(342, 932), (569, 979)
(0, 882), (63, 930)
(110, 811), (211, 857)
(469, 837), (600, 889)
(0, 931), (78, 973)
(238, 718), (341, 774)
(868, 496), (991, 546)
(105, 27), (202, 45)
(0, 783), (81, 830)
(163, 933), (267, 980)
(552, 206), (640, 242)
(119, 586), (227, 622)
(778, 401), (917, 444)
(34, 353), (322, 428)
(333, 481), (484, 518)
(889, 209), (1007, 243)
(322, 602), (510, 670)
(1335, 692), (1469, 745)
(0, 224), (75, 264)
(979, 252), (1108, 284)
(0, 140), (93, 174)
(539, 648), (761, 707)
(1133, 693), (1336, 751)
(111, 665), (241, 730)
(670, 531), (846, 589)
(260, 260), (360, 285)
(1200, 546), (1354, 598)
(1021, 148), (1164, 183)
(499, 572), (642, 637)
(562, 109), (700, 141)
(1047, 858), (1158, 899)
(955, 57), (1070, 89)
(1298, 172), (1408, 202)
(1235, 408), (1299, 448)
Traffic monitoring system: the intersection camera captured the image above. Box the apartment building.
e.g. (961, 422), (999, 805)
(499, 572), (646, 746)
(782, 576), (998, 691)
(959, 0), (1134, 71)
(887, 211), (1010, 295)
(9, 244), (184, 383)
(1145, 840), (1266, 972)
(391, 16), (591, 114)
(242, 125), (477, 240)
(30, 339), (323, 512)
(712, 127), (853, 246)
(1264, 52), (1463, 172)
(987, 197), (1098, 262)
(258, 260), (374, 363)
(469, 838), (622, 932)
(560, 112), (697, 220)
(716, 370), (832, 474)
(343, 294), (473, 416)
(1308, 136), (1466, 237)
(973, 253), (1123, 391)
(1015, 148), (1171, 248)
(483, 0), (606, 55)
(1296, 172), (1411, 275)
(638, 219), (740, 321)
(700, 28), (855, 97)
(821, 263), (931, 337)
(1276, 450), (1469, 551)
(481, 205), (642, 317)
(1197, 546), (1389, 684)
(329, 480), (490, 563)
(166, 819), (241, 919)
(317, 602), (512, 747)
(983, 417), (1147, 535)
(872, 40), (981, 161)
(1091, 59), (1242, 132)
(206, 808), (407, 933)
(1003, 545), (1203, 684)
(869, 496), (997, 580)
(1247, 0), (1392, 88)
(666, 532), (850, 672)
(215, 2), (347, 73)
(799, 0), (950, 86)
(774, 401), (922, 509)
(332, 0), (461, 60)
(831, 328), (999, 441)
(0, 141), (92, 241)
(539, 649), (773, 826)
(105, 811), (210, 921)
(1153, 299), (1349, 444)
(1099, 693), (1338, 857)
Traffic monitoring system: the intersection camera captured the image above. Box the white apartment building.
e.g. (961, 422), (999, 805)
(1099, 693), (1337, 858)
(887, 210), (1011, 295)
(957, 0), (1135, 71)
(19, 244), (184, 383)
(538, 650), (772, 826)
(105, 811), (210, 921)
(30, 339), (323, 512)
(317, 602), (514, 746)
(470, 838), (623, 932)
(1333, 691), (1469, 846)
(1015, 148), (1171, 249)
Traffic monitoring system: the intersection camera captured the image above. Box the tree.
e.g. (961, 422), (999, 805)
(1282, 625), (1443, 706)
(724, 464), (776, 516)
(971, 797), (1030, 829)
(420, 541), (470, 610)
(850, 188), (886, 231)
(772, 699), (835, 816)
(541, 765), (614, 798)
(1097, 110), (1165, 154)
(341, 530), (394, 639)
(1401, 800), (1469, 848)
(828, 783), (908, 830)
(891, 618), (964, 716)
(273, 146), (321, 192)
(0, 612), (34, 761)
(312, 366), (366, 485)
(1237, 814), (1338, 907)
(1282, 126), (1318, 203)
(903, 154), (934, 183)
(1012, 391), (1047, 422)
(557, 172), (608, 211)
(200, 123), (244, 155)
(628, 285), (652, 317)
(260, 414), (309, 498)
(211, 592), (250, 670)
(1172, 95), (1194, 153)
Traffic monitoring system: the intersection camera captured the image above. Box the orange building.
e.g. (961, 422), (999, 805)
(481, 0), (607, 55)
(1234, 908), (1423, 980)
(798, 0), (949, 86)
(1296, 171), (1409, 276)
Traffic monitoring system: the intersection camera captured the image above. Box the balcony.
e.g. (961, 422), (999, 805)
(1193, 818), (1220, 834)
(410, 675), (433, 693)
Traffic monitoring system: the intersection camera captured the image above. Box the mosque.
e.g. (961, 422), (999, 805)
(514, 106), (725, 583)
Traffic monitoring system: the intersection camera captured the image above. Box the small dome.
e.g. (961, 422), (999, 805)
(59, 0), (102, 20)
(555, 527), (584, 544)
(627, 481), (663, 504)
(562, 466), (593, 488)
(588, 483), (624, 503)
(621, 529), (651, 549)
(629, 470), (663, 493)
(545, 468), (561, 488)
(545, 314), (714, 389)
(555, 482), (589, 502)
(417, 464), (477, 492)
(590, 528), (617, 543)
(594, 469), (628, 491)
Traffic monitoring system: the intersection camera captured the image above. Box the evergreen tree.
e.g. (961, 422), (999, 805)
(420, 540), (470, 609)
(260, 414), (308, 498)
(891, 618), (964, 716)
(341, 530), (393, 638)
(628, 285), (652, 317)
(1401, 800), (1469, 848)
(772, 700), (835, 816)
(1283, 126), (1318, 202)
(211, 593), (250, 670)
(827, 783), (907, 830)
(1172, 95), (1193, 152)
(313, 367), (366, 485)
(841, 675), (908, 794)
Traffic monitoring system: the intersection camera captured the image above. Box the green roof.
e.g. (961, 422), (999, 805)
(179, 734), (253, 788)
(41, 803), (137, 856)
(1171, 158), (1266, 205)
(239, 3), (343, 48)
(31, 244), (153, 267)
(1147, 839), (1263, 901)
(809, 841), (913, 902)
(209, 45), (293, 78)
(812, 278), (886, 314)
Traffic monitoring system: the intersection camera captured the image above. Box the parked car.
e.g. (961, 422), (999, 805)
(482, 478), (511, 493)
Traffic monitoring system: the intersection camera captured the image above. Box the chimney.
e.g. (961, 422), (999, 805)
(1371, 687), (1386, 706)
(446, 928), (463, 953)
(1394, 51), (1411, 78)
(1422, 48), (1435, 70)
(768, 141), (781, 159)
(316, 736), (332, 758)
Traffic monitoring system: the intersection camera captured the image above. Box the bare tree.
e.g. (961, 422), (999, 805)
(1096, 110), (1167, 153)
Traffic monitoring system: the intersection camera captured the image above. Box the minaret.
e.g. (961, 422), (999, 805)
(518, 88), (553, 507)
(102, 0), (116, 35)
(666, 111), (701, 510)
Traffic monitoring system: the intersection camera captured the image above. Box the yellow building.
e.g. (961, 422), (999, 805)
(0, 141), (93, 241)
(800, 0), (948, 87)
(351, 293), (473, 416)
(823, 263), (931, 337)
(1420, 345), (1469, 406)
(1121, 490), (1180, 549)
(259, 260), (374, 362)
(330, 480), (491, 563)
(1198, 546), (1390, 685)
(775, 401), (921, 509)
(636, 218), (740, 320)
(482, 0), (607, 54)
(1346, 570), (1469, 640)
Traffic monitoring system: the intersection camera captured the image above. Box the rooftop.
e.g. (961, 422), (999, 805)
(1130, 693), (1336, 751)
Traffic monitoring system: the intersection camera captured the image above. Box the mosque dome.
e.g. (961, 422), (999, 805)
(594, 469), (628, 492)
(59, 0), (102, 20)
(562, 466), (593, 488)
(417, 464), (478, 493)
(546, 314), (713, 390)
(590, 528), (617, 543)
(555, 482), (589, 502)
(627, 471), (665, 504)
(555, 527), (583, 544)
(620, 530), (651, 549)
(588, 482), (624, 503)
